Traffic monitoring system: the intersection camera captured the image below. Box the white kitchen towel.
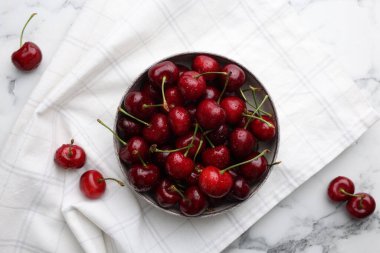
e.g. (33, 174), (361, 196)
(0, 0), (377, 253)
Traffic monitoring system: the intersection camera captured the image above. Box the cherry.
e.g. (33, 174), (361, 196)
(249, 115), (276, 141)
(207, 124), (229, 146)
(179, 186), (208, 216)
(80, 170), (124, 199)
(346, 193), (376, 219)
(192, 55), (220, 81)
(175, 132), (204, 158)
(204, 86), (221, 101)
(128, 154), (160, 192)
(148, 61), (179, 88)
(54, 139), (86, 169)
(116, 117), (142, 139)
(168, 107), (192, 136)
(12, 13), (42, 71)
(119, 136), (149, 164)
(123, 91), (155, 120)
(142, 113), (170, 144)
(165, 86), (184, 108)
(186, 164), (202, 186)
(221, 64), (245, 91)
(141, 82), (161, 101)
(196, 99), (226, 130)
(155, 180), (181, 208)
(165, 152), (194, 180)
(186, 105), (197, 120)
(152, 145), (173, 168)
(202, 145), (230, 169)
(178, 71), (206, 101)
(220, 96), (246, 125)
(198, 166), (233, 198)
(229, 128), (256, 159)
(239, 152), (268, 182)
(231, 177), (250, 200)
(327, 176), (355, 202)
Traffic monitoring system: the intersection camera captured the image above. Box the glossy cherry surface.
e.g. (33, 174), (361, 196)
(116, 117), (142, 139)
(250, 115), (276, 141)
(178, 71), (206, 101)
(199, 166), (233, 198)
(128, 163), (160, 192)
(148, 60), (179, 88)
(175, 132), (204, 158)
(231, 177), (250, 200)
(54, 139), (86, 169)
(346, 193), (376, 219)
(80, 170), (106, 199)
(196, 99), (226, 130)
(220, 96), (246, 125)
(239, 152), (268, 182)
(142, 113), (170, 144)
(168, 107), (192, 136)
(12, 42), (42, 71)
(204, 86), (221, 101)
(165, 152), (194, 180)
(229, 128), (256, 159)
(179, 186), (208, 216)
(221, 64), (246, 91)
(165, 87), (184, 108)
(201, 145), (230, 169)
(192, 55), (220, 81)
(327, 176), (355, 202)
(124, 91), (156, 120)
(118, 136), (149, 164)
(207, 124), (229, 146)
(155, 180), (181, 208)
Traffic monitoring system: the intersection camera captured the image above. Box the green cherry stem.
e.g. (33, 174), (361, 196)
(149, 144), (193, 153)
(217, 72), (231, 104)
(184, 123), (199, 157)
(133, 150), (147, 167)
(161, 76), (170, 112)
(243, 113), (274, 128)
(20, 13), (37, 48)
(194, 71), (228, 79)
(193, 139), (204, 161)
(239, 88), (272, 117)
(168, 185), (185, 199)
(220, 149), (270, 174)
(199, 125), (215, 148)
(97, 119), (127, 145)
(268, 161), (282, 166)
(67, 139), (74, 158)
(339, 189), (365, 208)
(142, 103), (164, 109)
(118, 107), (150, 127)
(98, 177), (125, 187)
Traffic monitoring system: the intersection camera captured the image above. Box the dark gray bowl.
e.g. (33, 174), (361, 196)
(114, 52), (280, 217)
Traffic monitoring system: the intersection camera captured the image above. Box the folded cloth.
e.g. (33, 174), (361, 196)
(0, 0), (377, 252)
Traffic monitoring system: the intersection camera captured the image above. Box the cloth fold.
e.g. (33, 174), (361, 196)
(0, 0), (377, 252)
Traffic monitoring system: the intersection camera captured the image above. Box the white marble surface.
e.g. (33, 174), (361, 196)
(1, 0), (379, 252)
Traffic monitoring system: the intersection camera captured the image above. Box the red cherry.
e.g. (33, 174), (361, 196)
(119, 136), (149, 164)
(327, 176), (355, 202)
(249, 115), (276, 141)
(148, 61), (179, 88)
(186, 105), (197, 120)
(116, 117), (142, 139)
(165, 152), (194, 180)
(199, 166), (234, 198)
(153, 145), (173, 168)
(178, 71), (206, 101)
(179, 186), (208, 216)
(123, 91), (155, 120)
(196, 99), (226, 130)
(165, 87), (184, 109)
(207, 124), (229, 146)
(155, 180), (181, 208)
(128, 163), (160, 192)
(11, 14), (42, 71)
(80, 170), (125, 199)
(229, 128), (256, 159)
(204, 86), (221, 101)
(142, 113), (170, 144)
(346, 193), (376, 219)
(186, 165), (203, 186)
(54, 139), (86, 169)
(221, 64), (245, 91)
(141, 82), (161, 101)
(168, 107), (192, 136)
(201, 145), (230, 169)
(192, 55), (220, 81)
(175, 132), (205, 158)
(220, 96), (246, 125)
(238, 152), (268, 182)
(231, 177), (250, 200)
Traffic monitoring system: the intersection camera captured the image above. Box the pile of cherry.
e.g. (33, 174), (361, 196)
(328, 176), (376, 219)
(98, 54), (279, 216)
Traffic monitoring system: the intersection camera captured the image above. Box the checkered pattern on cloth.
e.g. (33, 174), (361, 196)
(0, 0), (377, 252)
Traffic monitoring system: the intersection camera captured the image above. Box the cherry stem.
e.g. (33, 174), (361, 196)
(268, 161), (282, 166)
(239, 88), (272, 117)
(339, 188), (364, 199)
(149, 144), (192, 153)
(184, 123), (199, 157)
(193, 139), (204, 161)
(143, 103), (163, 108)
(199, 125), (214, 148)
(220, 149), (270, 174)
(194, 71), (228, 79)
(243, 113), (274, 128)
(97, 119), (127, 146)
(133, 150), (147, 167)
(20, 13), (37, 48)
(98, 177), (125, 187)
(168, 185), (185, 199)
(161, 76), (170, 112)
(118, 107), (150, 127)
(217, 72), (231, 104)
(68, 139), (74, 158)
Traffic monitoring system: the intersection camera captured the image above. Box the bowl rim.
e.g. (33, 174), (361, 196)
(113, 51), (280, 218)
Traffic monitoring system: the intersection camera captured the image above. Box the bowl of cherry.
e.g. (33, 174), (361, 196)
(99, 52), (280, 217)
